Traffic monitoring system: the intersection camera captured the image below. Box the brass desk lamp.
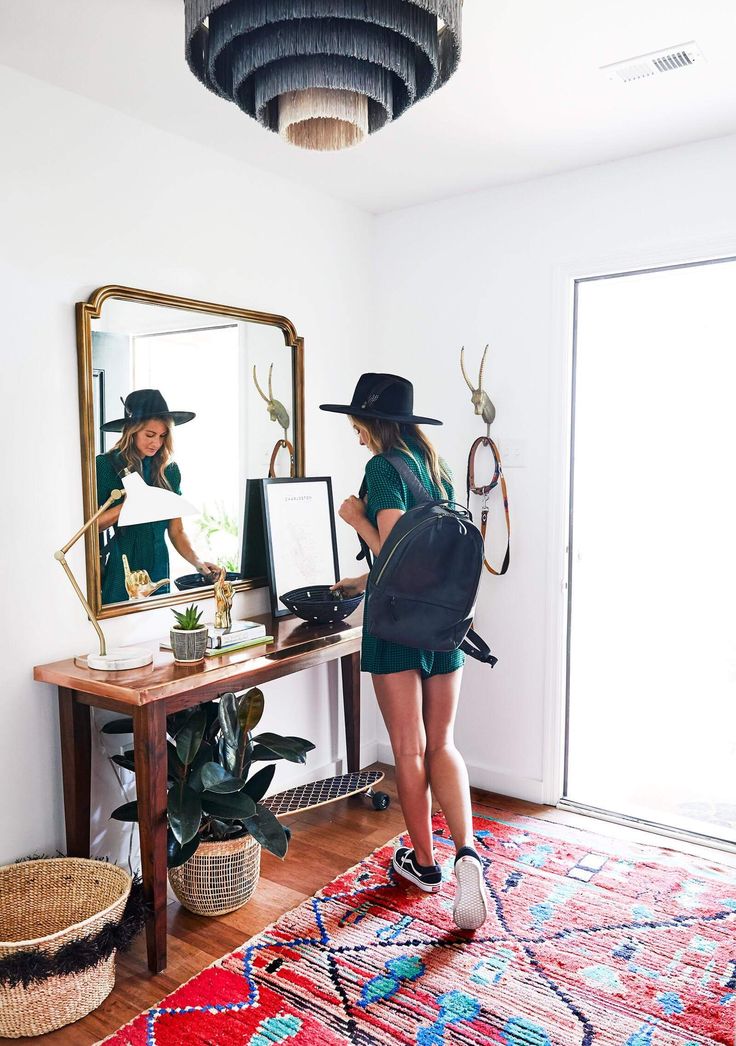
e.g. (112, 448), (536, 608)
(54, 472), (198, 671)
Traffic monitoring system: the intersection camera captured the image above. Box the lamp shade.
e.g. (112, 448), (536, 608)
(117, 472), (198, 527)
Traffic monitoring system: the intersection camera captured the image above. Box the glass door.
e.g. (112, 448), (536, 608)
(563, 257), (736, 847)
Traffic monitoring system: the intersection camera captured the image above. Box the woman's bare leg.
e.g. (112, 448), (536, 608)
(422, 670), (474, 851)
(373, 670), (434, 867)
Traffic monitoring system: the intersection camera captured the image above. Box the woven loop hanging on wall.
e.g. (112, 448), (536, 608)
(184, 0), (462, 151)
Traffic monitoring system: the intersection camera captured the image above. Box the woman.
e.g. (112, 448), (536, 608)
(320, 373), (489, 930)
(96, 389), (218, 604)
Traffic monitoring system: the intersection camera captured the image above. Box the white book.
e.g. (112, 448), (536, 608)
(206, 619), (267, 648)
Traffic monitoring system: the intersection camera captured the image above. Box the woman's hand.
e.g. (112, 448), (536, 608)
(196, 560), (221, 580)
(338, 496), (367, 530)
(331, 575), (368, 598)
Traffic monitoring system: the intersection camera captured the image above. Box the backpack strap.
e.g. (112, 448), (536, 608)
(460, 628), (499, 667)
(355, 449), (432, 568)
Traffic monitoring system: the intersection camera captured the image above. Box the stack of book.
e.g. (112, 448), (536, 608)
(161, 619), (272, 657)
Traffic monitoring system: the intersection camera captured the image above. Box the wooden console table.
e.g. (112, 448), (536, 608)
(33, 609), (363, 973)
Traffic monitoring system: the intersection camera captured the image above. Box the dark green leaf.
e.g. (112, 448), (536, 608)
(167, 741), (185, 782)
(242, 763), (276, 802)
(200, 763), (245, 793)
(249, 744), (281, 762)
(204, 701), (221, 743)
(201, 791), (256, 822)
(167, 829), (200, 869)
(250, 734), (316, 764)
(168, 784), (202, 845)
(243, 803), (288, 859)
(167, 710), (192, 738)
(218, 694), (240, 773)
(110, 800), (139, 822)
(207, 818), (230, 840)
(111, 750), (136, 773)
(101, 717), (134, 735)
(237, 688), (264, 734)
(176, 707), (207, 766)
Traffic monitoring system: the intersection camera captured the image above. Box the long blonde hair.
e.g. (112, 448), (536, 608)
(112, 418), (175, 489)
(351, 417), (450, 493)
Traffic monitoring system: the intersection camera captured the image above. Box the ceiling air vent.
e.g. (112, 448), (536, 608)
(601, 42), (704, 84)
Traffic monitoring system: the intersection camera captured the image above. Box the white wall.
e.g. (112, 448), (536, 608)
(0, 65), (377, 866)
(371, 133), (736, 803)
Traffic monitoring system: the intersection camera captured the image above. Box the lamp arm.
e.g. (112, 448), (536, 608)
(54, 490), (124, 657)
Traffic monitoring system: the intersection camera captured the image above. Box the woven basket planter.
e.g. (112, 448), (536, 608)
(0, 858), (133, 1039)
(168, 834), (261, 916)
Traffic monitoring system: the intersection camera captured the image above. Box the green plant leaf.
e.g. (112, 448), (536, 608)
(201, 791), (256, 822)
(207, 818), (231, 840)
(251, 734), (316, 764)
(204, 701), (221, 743)
(218, 693), (240, 773)
(200, 763), (245, 793)
(111, 750), (136, 773)
(242, 763), (276, 802)
(167, 829), (200, 869)
(237, 688), (264, 734)
(167, 741), (185, 782)
(243, 803), (288, 859)
(101, 717), (134, 734)
(110, 800), (139, 822)
(249, 744), (281, 762)
(176, 707), (207, 766)
(167, 784), (202, 845)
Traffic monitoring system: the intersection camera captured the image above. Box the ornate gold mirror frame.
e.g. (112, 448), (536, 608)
(76, 285), (305, 619)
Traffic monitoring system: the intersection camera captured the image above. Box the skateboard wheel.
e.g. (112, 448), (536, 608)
(372, 791), (390, 811)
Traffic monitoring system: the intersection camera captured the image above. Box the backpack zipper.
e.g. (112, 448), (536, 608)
(374, 516), (440, 587)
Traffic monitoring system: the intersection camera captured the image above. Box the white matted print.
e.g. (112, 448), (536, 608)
(262, 478), (340, 615)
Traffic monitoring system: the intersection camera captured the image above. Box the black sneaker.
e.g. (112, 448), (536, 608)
(392, 846), (442, 893)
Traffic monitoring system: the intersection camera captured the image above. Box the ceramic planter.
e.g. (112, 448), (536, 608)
(169, 625), (208, 664)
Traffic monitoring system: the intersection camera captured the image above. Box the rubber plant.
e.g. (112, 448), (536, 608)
(103, 688), (315, 868)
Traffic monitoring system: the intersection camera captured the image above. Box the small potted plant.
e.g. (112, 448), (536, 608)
(106, 688), (315, 915)
(170, 603), (207, 664)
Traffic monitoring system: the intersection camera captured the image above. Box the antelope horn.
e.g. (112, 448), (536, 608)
(460, 346), (475, 391)
(478, 344), (489, 390)
(252, 365), (270, 403)
(268, 362), (274, 402)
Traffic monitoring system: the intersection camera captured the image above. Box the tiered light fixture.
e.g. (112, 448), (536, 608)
(184, 0), (462, 151)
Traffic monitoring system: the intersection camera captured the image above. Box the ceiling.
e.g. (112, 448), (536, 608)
(1, 0), (736, 213)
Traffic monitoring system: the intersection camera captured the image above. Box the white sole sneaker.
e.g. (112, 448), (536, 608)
(453, 855), (489, 929)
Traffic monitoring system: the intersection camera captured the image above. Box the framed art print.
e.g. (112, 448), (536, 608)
(260, 477), (340, 617)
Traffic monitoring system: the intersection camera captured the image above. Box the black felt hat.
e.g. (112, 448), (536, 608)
(101, 389), (196, 433)
(320, 373), (442, 426)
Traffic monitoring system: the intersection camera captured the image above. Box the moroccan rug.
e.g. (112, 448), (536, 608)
(100, 809), (736, 1045)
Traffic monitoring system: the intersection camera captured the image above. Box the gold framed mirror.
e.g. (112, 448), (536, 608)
(76, 285), (305, 619)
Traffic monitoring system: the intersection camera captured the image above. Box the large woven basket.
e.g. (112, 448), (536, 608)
(0, 858), (132, 1039)
(168, 834), (261, 916)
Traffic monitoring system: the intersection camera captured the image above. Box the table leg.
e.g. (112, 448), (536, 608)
(58, 687), (91, 857)
(133, 702), (169, 974)
(340, 651), (361, 773)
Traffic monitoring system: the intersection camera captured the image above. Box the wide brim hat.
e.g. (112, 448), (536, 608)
(101, 389), (196, 432)
(320, 373), (442, 426)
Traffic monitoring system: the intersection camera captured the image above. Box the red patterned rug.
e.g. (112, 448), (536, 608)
(100, 809), (736, 1045)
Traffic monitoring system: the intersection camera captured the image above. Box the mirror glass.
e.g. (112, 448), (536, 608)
(89, 297), (297, 610)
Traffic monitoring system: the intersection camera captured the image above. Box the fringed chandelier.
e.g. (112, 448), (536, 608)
(184, 1), (462, 152)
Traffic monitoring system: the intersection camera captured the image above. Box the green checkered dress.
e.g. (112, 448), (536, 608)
(361, 436), (466, 678)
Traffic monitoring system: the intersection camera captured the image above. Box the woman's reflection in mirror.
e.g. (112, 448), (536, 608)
(95, 389), (218, 604)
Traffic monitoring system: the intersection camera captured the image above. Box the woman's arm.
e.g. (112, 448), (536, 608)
(97, 501), (123, 531)
(167, 518), (220, 577)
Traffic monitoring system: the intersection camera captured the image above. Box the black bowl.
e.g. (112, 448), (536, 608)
(174, 571), (241, 591)
(280, 585), (364, 624)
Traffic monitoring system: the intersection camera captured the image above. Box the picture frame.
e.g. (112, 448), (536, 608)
(258, 477), (340, 617)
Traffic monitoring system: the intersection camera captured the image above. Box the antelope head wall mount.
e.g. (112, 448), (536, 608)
(460, 344), (496, 433)
(253, 363), (291, 439)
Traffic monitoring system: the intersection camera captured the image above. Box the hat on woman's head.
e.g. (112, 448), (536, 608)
(101, 389), (196, 432)
(320, 373), (442, 426)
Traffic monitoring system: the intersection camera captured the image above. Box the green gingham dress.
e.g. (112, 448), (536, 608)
(361, 436), (466, 678)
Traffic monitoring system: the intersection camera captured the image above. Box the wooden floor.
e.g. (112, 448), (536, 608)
(31, 762), (736, 1045)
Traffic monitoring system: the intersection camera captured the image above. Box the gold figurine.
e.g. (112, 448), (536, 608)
(122, 554), (170, 600)
(213, 568), (235, 630)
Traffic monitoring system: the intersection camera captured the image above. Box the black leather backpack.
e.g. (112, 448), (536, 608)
(358, 451), (498, 666)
